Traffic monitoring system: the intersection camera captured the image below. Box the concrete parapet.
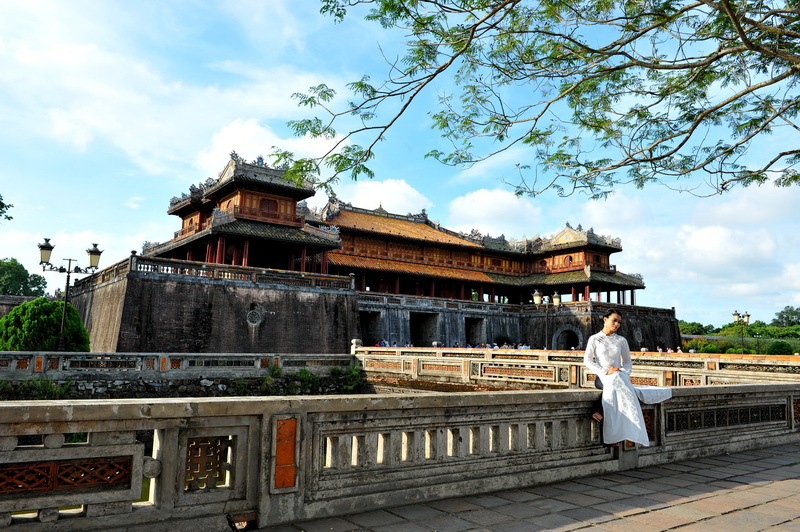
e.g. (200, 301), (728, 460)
(0, 384), (798, 529)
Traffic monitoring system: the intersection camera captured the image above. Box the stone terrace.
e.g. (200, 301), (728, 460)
(258, 443), (800, 532)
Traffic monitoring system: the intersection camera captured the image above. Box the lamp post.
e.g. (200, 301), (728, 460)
(531, 290), (562, 349)
(732, 310), (750, 355)
(754, 333), (761, 354)
(38, 238), (103, 351)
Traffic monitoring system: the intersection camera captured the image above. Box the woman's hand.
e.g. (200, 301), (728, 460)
(606, 366), (620, 374)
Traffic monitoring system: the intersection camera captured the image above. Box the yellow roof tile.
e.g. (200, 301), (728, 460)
(329, 253), (495, 282)
(330, 211), (481, 248)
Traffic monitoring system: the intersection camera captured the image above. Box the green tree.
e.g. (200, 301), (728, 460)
(766, 340), (794, 356)
(0, 194), (11, 222)
(0, 297), (89, 352)
(275, 0), (800, 198)
(678, 321), (715, 335)
(771, 306), (800, 327)
(0, 258), (47, 296)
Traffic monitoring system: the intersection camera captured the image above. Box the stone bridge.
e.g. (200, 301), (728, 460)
(1, 380), (800, 530)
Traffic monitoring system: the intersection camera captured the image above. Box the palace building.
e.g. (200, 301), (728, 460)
(73, 153), (678, 353)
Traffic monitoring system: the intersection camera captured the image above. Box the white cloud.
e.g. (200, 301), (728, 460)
(0, 1), (349, 179)
(124, 196), (146, 209)
(321, 179), (433, 215)
(446, 189), (542, 238)
(194, 118), (346, 180)
(450, 147), (529, 185)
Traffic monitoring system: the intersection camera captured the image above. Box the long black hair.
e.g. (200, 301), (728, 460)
(603, 308), (622, 319)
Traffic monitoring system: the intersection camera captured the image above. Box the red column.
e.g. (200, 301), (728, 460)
(321, 251), (328, 274)
(300, 246), (307, 272)
(215, 236), (225, 264)
(571, 286), (577, 301)
(205, 241), (214, 263)
(631, 290), (635, 305)
(460, 285), (465, 300)
(395, 276), (400, 294)
(242, 239), (250, 267)
(584, 285), (590, 301)
(430, 280), (436, 297)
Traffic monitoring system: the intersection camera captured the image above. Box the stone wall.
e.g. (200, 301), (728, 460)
(65, 256), (678, 355)
(70, 257), (360, 354)
(0, 295), (36, 320)
(360, 295), (680, 351)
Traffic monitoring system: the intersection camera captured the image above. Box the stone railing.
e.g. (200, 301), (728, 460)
(0, 385), (799, 529)
(355, 347), (800, 389)
(0, 352), (354, 397)
(71, 255), (355, 296)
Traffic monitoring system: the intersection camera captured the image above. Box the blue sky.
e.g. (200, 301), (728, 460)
(1, 0), (799, 329)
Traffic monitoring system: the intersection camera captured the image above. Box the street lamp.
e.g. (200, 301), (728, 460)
(38, 238), (103, 351)
(732, 310), (750, 354)
(753, 333), (761, 354)
(531, 290), (562, 349)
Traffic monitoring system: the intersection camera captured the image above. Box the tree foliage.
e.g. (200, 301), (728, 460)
(766, 340), (794, 355)
(0, 297), (89, 352)
(0, 194), (11, 222)
(771, 305), (800, 327)
(0, 258), (47, 297)
(275, 0), (800, 198)
(678, 320), (717, 335)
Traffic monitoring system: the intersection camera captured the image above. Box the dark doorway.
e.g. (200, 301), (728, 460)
(465, 317), (485, 346)
(410, 312), (439, 347)
(359, 311), (382, 346)
(554, 329), (580, 350)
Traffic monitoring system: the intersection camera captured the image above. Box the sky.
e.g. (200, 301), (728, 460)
(1, 0), (799, 329)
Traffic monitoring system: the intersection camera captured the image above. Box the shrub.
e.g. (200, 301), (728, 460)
(700, 343), (719, 354)
(0, 297), (89, 351)
(329, 365), (368, 393)
(766, 341), (794, 356)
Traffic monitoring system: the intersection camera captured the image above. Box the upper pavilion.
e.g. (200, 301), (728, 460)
(146, 153), (645, 306)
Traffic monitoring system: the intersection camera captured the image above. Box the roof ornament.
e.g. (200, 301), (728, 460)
(230, 150), (245, 164)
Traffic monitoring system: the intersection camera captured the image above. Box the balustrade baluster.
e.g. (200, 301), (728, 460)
(498, 423), (511, 453)
(509, 424), (522, 452)
(363, 433), (379, 466)
(489, 425), (499, 453)
(336, 435), (352, 469)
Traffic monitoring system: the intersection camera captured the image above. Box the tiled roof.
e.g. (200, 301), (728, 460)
(328, 211), (482, 248)
(512, 269), (645, 288)
(328, 253), (495, 283)
(148, 219), (340, 256)
(211, 220), (340, 248)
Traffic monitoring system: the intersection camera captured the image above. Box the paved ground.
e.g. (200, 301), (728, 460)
(256, 443), (800, 531)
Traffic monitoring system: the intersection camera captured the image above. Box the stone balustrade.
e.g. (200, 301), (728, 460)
(355, 347), (800, 389)
(0, 385), (799, 530)
(0, 352), (354, 398)
(70, 255), (355, 297)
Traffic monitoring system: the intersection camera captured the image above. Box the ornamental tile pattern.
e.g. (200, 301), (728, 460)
(328, 253), (495, 282)
(330, 210), (482, 248)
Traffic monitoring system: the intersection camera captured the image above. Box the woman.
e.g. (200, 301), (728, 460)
(584, 309), (667, 446)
